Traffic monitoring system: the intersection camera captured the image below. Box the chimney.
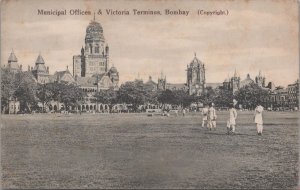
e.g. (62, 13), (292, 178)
(47, 66), (49, 73)
(28, 65), (30, 71)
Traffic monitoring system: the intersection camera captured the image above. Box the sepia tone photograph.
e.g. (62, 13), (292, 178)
(0, 0), (299, 189)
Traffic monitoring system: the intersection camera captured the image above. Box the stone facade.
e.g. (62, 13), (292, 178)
(186, 54), (206, 96)
(73, 17), (119, 90)
(31, 54), (50, 84)
(223, 70), (267, 93)
(73, 18), (110, 77)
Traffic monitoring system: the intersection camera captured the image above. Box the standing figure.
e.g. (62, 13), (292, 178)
(175, 109), (179, 117)
(201, 104), (209, 128)
(254, 103), (264, 135)
(208, 102), (217, 130)
(182, 108), (186, 117)
(227, 103), (237, 134)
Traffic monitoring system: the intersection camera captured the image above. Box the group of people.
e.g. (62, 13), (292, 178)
(201, 102), (264, 136)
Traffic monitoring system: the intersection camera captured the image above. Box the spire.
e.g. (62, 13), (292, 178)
(194, 52), (196, 57)
(160, 70), (164, 79)
(258, 70), (262, 77)
(93, 12), (95, 21)
(234, 68), (238, 78)
(8, 49), (18, 62)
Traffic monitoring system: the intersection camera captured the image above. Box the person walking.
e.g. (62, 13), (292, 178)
(201, 104), (209, 128)
(208, 102), (217, 130)
(227, 103), (237, 134)
(254, 103), (264, 135)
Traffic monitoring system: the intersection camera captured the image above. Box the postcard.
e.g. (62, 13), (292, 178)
(1, 0), (299, 189)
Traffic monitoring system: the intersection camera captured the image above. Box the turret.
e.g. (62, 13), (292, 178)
(81, 46), (84, 55)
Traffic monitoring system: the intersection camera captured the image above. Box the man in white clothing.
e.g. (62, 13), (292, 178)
(207, 102), (217, 130)
(227, 103), (237, 134)
(254, 103), (264, 135)
(201, 104), (209, 128)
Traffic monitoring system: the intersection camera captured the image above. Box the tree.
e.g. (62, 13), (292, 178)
(14, 72), (39, 112)
(157, 89), (175, 108)
(235, 83), (269, 109)
(194, 86), (217, 106)
(36, 83), (55, 112)
(1, 70), (39, 112)
(93, 87), (117, 105)
(1, 68), (16, 112)
(117, 80), (148, 111)
(58, 82), (85, 111)
(173, 89), (194, 108)
(214, 87), (234, 107)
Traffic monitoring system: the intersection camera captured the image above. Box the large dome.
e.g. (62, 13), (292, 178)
(85, 20), (104, 40)
(109, 66), (118, 73)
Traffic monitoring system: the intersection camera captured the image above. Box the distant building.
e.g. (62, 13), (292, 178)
(269, 86), (289, 109)
(31, 53), (50, 84)
(287, 79), (299, 109)
(73, 17), (119, 90)
(186, 53), (206, 95)
(222, 70), (268, 93)
(144, 76), (158, 91)
(157, 72), (167, 91)
(8, 98), (20, 114)
(255, 71), (266, 87)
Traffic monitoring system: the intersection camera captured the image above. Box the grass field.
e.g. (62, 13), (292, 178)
(1, 111), (299, 189)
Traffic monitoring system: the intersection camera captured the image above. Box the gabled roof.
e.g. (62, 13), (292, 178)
(22, 71), (37, 83)
(76, 76), (97, 87)
(145, 79), (157, 86)
(76, 73), (114, 89)
(91, 73), (107, 79)
(53, 69), (75, 83)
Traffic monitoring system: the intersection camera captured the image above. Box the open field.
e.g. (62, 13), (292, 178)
(1, 111), (299, 189)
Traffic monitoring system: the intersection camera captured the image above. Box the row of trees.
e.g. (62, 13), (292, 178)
(1, 68), (270, 113)
(1, 69), (86, 113)
(94, 80), (270, 111)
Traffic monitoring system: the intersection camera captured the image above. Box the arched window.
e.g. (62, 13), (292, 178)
(90, 44), (93, 54)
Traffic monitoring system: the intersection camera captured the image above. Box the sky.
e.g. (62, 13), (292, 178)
(1, 0), (299, 86)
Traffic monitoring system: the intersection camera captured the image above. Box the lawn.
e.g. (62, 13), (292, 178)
(1, 111), (299, 189)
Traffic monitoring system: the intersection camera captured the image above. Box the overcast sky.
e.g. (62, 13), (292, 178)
(1, 0), (299, 86)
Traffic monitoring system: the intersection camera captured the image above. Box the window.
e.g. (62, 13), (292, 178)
(95, 45), (99, 53)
